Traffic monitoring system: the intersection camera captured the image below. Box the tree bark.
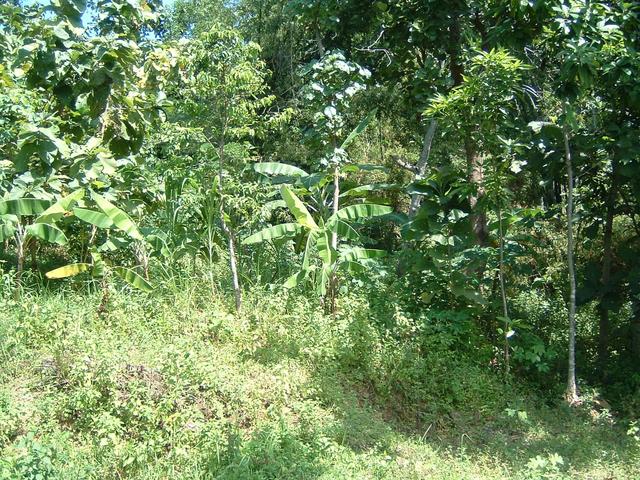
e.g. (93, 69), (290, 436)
(597, 159), (618, 376)
(331, 166), (340, 249)
(15, 239), (24, 300)
(393, 121), (437, 277)
(498, 206), (510, 376)
(448, 12), (487, 246)
(328, 165), (340, 314)
(14, 225), (26, 300)
(218, 124), (242, 313)
(563, 123), (579, 404)
(632, 296), (640, 371)
(224, 226), (242, 313)
(465, 136), (488, 246)
(408, 120), (437, 218)
(315, 24), (325, 57)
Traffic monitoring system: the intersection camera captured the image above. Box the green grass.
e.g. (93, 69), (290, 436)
(0, 276), (638, 479)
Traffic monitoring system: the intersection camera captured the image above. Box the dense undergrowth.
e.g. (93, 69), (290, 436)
(1, 265), (638, 479)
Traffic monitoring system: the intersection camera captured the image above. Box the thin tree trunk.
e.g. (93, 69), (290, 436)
(632, 296), (640, 371)
(408, 120), (437, 218)
(30, 239), (37, 271)
(218, 123), (242, 313)
(15, 242), (24, 299)
(498, 206), (510, 377)
(597, 159), (618, 377)
(225, 228), (241, 312)
(328, 165), (340, 314)
(563, 123), (579, 404)
(315, 24), (325, 57)
(393, 121), (438, 277)
(14, 225), (25, 300)
(331, 166), (339, 249)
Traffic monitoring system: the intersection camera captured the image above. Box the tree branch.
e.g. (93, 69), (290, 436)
(392, 155), (418, 173)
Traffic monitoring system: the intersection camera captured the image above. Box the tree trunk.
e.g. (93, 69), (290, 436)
(393, 121), (438, 277)
(498, 206), (510, 377)
(315, 24), (325, 57)
(14, 225), (26, 300)
(632, 296), (640, 371)
(218, 127), (242, 313)
(597, 159), (618, 377)
(331, 166), (340, 249)
(447, 13), (487, 246)
(465, 136), (488, 246)
(225, 228), (242, 313)
(15, 239), (24, 300)
(328, 165), (340, 314)
(30, 239), (38, 271)
(563, 123), (579, 404)
(408, 120), (437, 218)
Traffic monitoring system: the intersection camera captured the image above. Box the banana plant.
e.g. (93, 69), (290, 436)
(45, 190), (152, 293)
(0, 189), (85, 296)
(243, 185), (391, 306)
(45, 249), (152, 293)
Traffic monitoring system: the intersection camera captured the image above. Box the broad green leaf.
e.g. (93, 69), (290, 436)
(113, 267), (153, 293)
(329, 220), (359, 240)
(254, 162), (308, 177)
(421, 291), (435, 304)
(242, 223), (302, 245)
(46, 263), (91, 279)
(316, 230), (337, 267)
(91, 191), (142, 239)
(340, 247), (386, 262)
(35, 189), (84, 224)
(342, 164), (388, 173)
(50, 0), (87, 25)
(451, 285), (486, 305)
(332, 204), (393, 222)
(98, 236), (130, 252)
(73, 208), (113, 229)
(261, 200), (287, 216)
(345, 261), (366, 273)
(91, 251), (105, 277)
(302, 231), (317, 271)
(316, 266), (330, 296)
(283, 270), (305, 289)
(300, 172), (330, 191)
(0, 198), (51, 216)
(528, 121), (561, 136)
(280, 185), (318, 231)
(341, 109), (377, 150)
(431, 234), (454, 246)
(340, 183), (399, 198)
(26, 223), (68, 245)
(0, 222), (17, 242)
(447, 209), (468, 222)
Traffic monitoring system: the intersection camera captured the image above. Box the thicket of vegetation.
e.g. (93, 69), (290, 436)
(1, 0), (639, 478)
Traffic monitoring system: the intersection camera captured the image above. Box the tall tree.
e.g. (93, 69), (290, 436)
(183, 25), (273, 312)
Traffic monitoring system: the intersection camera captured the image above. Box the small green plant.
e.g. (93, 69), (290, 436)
(524, 453), (565, 479)
(505, 407), (530, 424)
(1, 432), (61, 480)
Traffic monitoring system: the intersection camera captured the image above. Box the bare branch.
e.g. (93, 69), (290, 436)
(355, 29), (393, 66)
(391, 155), (418, 173)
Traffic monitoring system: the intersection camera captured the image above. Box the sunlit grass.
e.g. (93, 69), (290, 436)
(0, 276), (638, 479)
